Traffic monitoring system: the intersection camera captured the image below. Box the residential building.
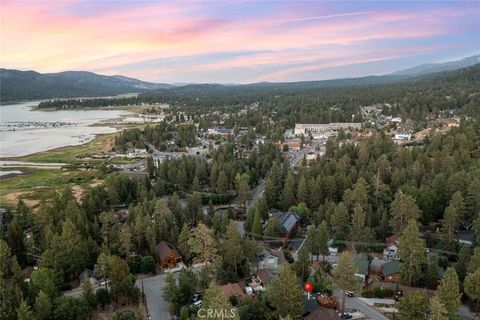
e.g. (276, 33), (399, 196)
(353, 253), (369, 284)
(219, 282), (247, 302)
(383, 235), (400, 260)
(267, 211), (300, 245)
(380, 260), (401, 283)
(156, 241), (182, 269)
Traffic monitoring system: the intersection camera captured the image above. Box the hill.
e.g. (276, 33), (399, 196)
(0, 69), (172, 102)
(391, 54), (480, 76)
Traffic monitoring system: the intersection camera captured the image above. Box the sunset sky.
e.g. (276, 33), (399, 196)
(1, 0), (479, 83)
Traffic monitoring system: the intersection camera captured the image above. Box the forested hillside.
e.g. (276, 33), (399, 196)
(37, 64), (480, 125)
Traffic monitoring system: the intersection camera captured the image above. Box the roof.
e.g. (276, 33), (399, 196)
(219, 282), (246, 299)
(79, 269), (94, 281)
(271, 211), (300, 234)
(353, 253), (369, 276)
(382, 260), (401, 276)
(386, 235), (399, 247)
(156, 241), (181, 260)
(257, 269), (274, 285)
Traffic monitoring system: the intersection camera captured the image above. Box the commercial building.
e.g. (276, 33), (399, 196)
(294, 123), (362, 135)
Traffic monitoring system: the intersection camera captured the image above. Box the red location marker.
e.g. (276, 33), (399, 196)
(304, 282), (313, 292)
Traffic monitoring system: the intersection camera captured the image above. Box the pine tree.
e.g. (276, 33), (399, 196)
(34, 290), (53, 320)
(235, 173), (250, 214)
(81, 276), (97, 310)
(331, 202), (349, 240)
(398, 219), (426, 286)
(428, 296), (448, 320)
(468, 247), (480, 273)
(435, 267), (461, 317)
(306, 226), (320, 261)
(162, 273), (180, 315)
(264, 161), (283, 208)
(281, 171), (296, 210)
(294, 246), (311, 281)
(189, 223), (217, 264)
(178, 223), (191, 263)
(222, 220), (244, 275)
(0, 239), (11, 275)
(397, 291), (428, 320)
(252, 208), (263, 237)
(332, 252), (360, 316)
(318, 221), (329, 263)
(266, 263), (304, 319)
(464, 269), (480, 308)
(201, 282), (239, 320)
(390, 191), (421, 233)
(17, 300), (34, 320)
(297, 175), (309, 204)
(216, 170), (228, 193)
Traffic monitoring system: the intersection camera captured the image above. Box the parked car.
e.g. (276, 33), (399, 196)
(338, 312), (353, 319)
(345, 291), (354, 297)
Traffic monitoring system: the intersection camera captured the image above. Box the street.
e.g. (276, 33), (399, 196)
(136, 274), (171, 320)
(334, 291), (389, 320)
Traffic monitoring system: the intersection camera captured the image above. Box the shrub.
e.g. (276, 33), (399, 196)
(95, 288), (110, 309)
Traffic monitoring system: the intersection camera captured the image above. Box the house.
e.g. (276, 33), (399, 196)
(257, 269), (275, 286)
(380, 260), (401, 283)
(156, 241), (182, 269)
(267, 212), (300, 245)
(383, 235), (400, 260)
(458, 231), (475, 246)
(219, 282), (247, 302)
(255, 249), (280, 271)
(353, 253), (369, 284)
(79, 269), (98, 285)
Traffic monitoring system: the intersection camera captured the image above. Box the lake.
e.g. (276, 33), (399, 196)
(0, 101), (132, 157)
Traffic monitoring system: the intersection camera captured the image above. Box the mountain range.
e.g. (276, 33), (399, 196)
(1, 54), (479, 103)
(391, 54), (480, 76)
(0, 69), (172, 102)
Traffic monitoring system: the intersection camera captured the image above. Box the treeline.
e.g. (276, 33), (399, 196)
(37, 64), (480, 125)
(114, 122), (196, 152)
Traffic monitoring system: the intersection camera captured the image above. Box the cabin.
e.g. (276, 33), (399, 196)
(266, 211), (300, 246)
(219, 282), (247, 302)
(156, 241), (182, 269)
(380, 260), (401, 283)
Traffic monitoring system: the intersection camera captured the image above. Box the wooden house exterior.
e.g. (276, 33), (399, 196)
(156, 241), (182, 269)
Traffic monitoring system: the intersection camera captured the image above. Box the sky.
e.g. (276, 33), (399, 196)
(1, 0), (479, 84)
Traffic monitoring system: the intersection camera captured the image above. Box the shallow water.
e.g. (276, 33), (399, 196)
(0, 101), (131, 157)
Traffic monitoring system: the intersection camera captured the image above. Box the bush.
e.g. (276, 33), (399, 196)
(141, 256), (157, 274)
(112, 309), (142, 320)
(362, 286), (394, 298)
(95, 288), (110, 309)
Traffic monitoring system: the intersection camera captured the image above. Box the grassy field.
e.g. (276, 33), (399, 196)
(3, 133), (116, 164)
(0, 167), (98, 207)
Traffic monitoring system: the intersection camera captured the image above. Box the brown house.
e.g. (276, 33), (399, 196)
(380, 260), (401, 283)
(156, 241), (182, 269)
(219, 282), (247, 302)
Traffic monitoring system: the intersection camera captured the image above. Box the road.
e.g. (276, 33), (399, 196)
(136, 274), (171, 320)
(334, 291), (389, 320)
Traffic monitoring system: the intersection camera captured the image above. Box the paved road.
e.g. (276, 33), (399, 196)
(334, 291), (389, 320)
(136, 274), (172, 320)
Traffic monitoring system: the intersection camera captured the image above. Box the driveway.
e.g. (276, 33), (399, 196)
(334, 291), (389, 320)
(136, 274), (172, 320)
